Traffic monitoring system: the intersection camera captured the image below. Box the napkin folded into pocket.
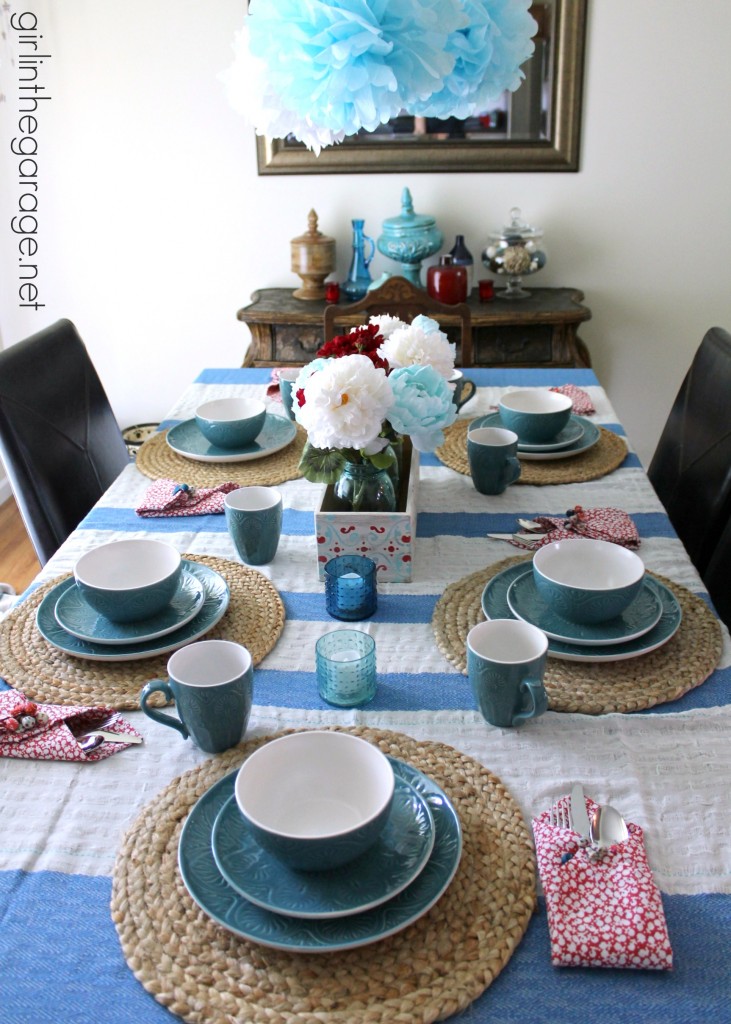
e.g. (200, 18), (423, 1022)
(136, 478), (241, 517)
(533, 797), (673, 970)
(0, 689), (141, 762)
(549, 384), (596, 415)
(511, 507), (640, 550)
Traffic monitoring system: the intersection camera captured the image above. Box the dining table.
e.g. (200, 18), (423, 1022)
(1, 365), (729, 1024)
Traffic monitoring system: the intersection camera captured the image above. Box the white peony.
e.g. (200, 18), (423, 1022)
(367, 314), (408, 340)
(295, 354), (394, 451)
(377, 317), (456, 379)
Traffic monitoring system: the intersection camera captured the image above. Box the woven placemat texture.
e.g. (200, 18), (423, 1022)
(435, 420), (627, 484)
(135, 427), (307, 485)
(111, 726), (536, 1024)
(0, 555), (284, 710)
(432, 556), (723, 714)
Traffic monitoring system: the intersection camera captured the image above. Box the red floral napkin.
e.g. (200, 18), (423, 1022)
(135, 478), (241, 518)
(549, 384), (596, 415)
(267, 368), (284, 401)
(0, 690), (141, 762)
(533, 795), (673, 970)
(511, 506), (640, 550)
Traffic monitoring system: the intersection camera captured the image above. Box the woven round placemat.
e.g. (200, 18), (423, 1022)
(0, 555), (285, 710)
(111, 725), (536, 1024)
(435, 420), (627, 484)
(432, 555), (723, 714)
(135, 426), (307, 485)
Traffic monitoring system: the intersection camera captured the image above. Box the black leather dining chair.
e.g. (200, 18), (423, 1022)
(702, 516), (731, 630)
(648, 326), (731, 576)
(0, 319), (130, 565)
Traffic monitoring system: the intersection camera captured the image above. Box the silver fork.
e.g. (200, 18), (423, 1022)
(74, 711), (122, 739)
(550, 798), (572, 831)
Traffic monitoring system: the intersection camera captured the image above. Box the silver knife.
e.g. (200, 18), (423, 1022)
(570, 783), (591, 842)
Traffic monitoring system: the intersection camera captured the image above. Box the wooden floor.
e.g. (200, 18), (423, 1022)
(0, 497), (41, 593)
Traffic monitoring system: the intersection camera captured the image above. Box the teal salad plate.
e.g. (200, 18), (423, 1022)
(54, 569), (205, 645)
(166, 412), (296, 464)
(178, 757), (462, 952)
(482, 562), (682, 663)
(471, 414), (599, 462)
(506, 569), (663, 646)
(36, 560), (229, 662)
(211, 774), (435, 920)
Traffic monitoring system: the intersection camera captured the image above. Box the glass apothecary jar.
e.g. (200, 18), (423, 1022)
(482, 207), (547, 300)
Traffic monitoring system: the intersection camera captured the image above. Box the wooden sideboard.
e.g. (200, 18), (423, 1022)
(237, 286), (592, 368)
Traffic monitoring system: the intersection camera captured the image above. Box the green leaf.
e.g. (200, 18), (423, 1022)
(367, 449), (396, 471)
(298, 442), (346, 484)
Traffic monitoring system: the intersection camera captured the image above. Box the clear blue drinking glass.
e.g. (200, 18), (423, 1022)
(316, 629), (377, 707)
(324, 555), (377, 620)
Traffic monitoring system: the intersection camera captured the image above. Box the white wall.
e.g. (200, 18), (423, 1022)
(2, 0), (731, 470)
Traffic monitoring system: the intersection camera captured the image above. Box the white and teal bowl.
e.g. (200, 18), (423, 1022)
(498, 389), (573, 444)
(234, 731), (395, 871)
(74, 539), (182, 623)
(195, 397), (266, 449)
(532, 539), (645, 625)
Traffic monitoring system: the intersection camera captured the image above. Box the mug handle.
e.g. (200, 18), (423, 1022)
(505, 456), (522, 485)
(512, 677), (548, 725)
(140, 679), (189, 739)
(456, 379), (476, 409)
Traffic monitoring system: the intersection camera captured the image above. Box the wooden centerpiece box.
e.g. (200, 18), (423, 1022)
(315, 441), (419, 583)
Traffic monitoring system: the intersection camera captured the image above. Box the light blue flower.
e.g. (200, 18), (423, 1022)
(387, 364), (457, 452)
(245, 0), (467, 142)
(414, 0), (537, 119)
(410, 315), (442, 334)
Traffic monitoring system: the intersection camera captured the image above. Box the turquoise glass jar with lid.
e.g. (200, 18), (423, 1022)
(377, 187), (442, 288)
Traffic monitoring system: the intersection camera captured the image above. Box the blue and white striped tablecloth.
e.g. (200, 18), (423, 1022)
(1, 368), (729, 1024)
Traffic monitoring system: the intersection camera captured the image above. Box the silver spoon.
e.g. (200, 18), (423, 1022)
(78, 733), (105, 753)
(77, 731), (142, 754)
(589, 804), (629, 856)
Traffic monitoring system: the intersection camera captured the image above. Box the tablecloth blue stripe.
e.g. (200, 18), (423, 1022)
(195, 367), (602, 388)
(281, 592), (437, 622)
(1, 870), (727, 1024)
(250, 663), (731, 715)
(79, 508), (677, 540)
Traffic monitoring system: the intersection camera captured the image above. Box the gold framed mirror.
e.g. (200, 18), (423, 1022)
(256, 0), (586, 175)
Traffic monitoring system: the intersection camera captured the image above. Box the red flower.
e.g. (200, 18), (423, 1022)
(316, 324), (389, 371)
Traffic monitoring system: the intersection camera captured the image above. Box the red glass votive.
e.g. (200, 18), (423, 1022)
(325, 282), (340, 303)
(479, 279), (495, 302)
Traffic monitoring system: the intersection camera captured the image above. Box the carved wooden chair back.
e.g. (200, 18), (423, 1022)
(323, 276), (473, 365)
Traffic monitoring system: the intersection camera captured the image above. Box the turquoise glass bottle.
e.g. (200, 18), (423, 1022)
(341, 219), (375, 302)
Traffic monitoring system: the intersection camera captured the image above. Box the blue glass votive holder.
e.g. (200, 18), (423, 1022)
(316, 630), (377, 707)
(324, 555), (377, 620)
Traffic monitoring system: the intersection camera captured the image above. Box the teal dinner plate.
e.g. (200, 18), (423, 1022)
(54, 569), (205, 645)
(470, 414), (599, 462)
(36, 560), (229, 662)
(469, 411), (582, 451)
(516, 418), (584, 452)
(211, 774), (435, 920)
(178, 757), (462, 952)
(482, 562), (682, 663)
(166, 412), (296, 464)
(506, 569), (663, 646)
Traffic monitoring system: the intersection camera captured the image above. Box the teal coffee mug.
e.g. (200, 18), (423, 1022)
(448, 370), (476, 410)
(466, 619), (548, 728)
(140, 640), (253, 753)
(467, 425), (521, 495)
(225, 486), (282, 565)
(278, 368), (301, 421)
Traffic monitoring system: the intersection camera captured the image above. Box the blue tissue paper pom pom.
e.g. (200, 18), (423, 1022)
(245, 0), (467, 142)
(413, 0), (537, 120)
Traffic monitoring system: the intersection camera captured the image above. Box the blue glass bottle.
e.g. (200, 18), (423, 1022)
(341, 219), (375, 302)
